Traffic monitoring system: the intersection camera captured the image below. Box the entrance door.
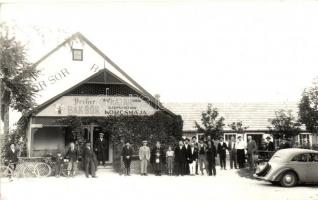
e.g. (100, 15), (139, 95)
(92, 126), (112, 163)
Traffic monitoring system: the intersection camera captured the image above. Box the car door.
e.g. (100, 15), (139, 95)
(290, 153), (310, 181)
(306, 153), (318, 183)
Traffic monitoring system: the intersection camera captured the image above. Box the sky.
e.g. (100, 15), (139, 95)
(1, 1), (318, 105)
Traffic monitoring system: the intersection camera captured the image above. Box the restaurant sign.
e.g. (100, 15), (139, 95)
(36, 96), (157, 117)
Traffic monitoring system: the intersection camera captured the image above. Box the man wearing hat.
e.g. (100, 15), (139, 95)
(217, 136), (228, 170)
(95, 132), (108, 166)
(139, 140), (150, 176)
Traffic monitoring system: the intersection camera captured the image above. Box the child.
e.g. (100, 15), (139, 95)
(166, 145), (174, 176)
(55, 152), (64, 177)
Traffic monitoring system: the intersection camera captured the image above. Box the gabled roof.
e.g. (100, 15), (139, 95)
(164, 102), (301, 132)
(30, 32), (175, 116)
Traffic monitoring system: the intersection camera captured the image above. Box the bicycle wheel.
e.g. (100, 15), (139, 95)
(23, 164), (38, 178)
(35, 162), (51, 177)
(0, 166), (13, 178)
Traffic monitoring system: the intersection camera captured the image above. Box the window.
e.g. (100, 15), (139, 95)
(224, 134), (236, 142)
(291, 153), (310, 162)
(299, 134), (310, 146)
(72, 49), (83, 61)
(310, 154), (318, 162)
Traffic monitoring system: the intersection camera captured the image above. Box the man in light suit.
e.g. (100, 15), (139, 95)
(247, 136), (257, 171)
(228, 136), (237, 169)
(139, 140), (150, 176)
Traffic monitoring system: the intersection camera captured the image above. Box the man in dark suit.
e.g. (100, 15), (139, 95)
(217, 137), (228, 170)
(228, 136), (237, 169)
(83, 142), (97, 178)
(94, 132), (108, 166)
(174, 140), (186, 176)
(266, 136), (275, 159)
(206, 141), (217, 176)
(6, 143), (18, 181)
(122, 141), (133, 176)
(183, 138), (191, 175)
(151, 141), (166, 176)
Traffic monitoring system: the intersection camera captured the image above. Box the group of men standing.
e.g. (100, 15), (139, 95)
(120, 134), (278, 176)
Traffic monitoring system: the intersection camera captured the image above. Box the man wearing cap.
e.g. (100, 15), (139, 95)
(139, 140), (151, 176)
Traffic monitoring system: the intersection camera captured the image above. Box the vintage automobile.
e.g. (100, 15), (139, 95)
(254, 148), (318, 187)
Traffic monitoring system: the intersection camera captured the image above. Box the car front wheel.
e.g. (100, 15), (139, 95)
(280, 171), (297, 187)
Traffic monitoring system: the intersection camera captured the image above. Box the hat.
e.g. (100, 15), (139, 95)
(237, 136), (242, 139)
(142, 140), (148, 143)
(99, 132), (104, 136)
(266, 136), (271, 140)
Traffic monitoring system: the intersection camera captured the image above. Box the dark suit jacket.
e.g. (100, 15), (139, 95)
(6, 149), (18, 163)
(217, 142), (228, 156)
(95, 138), (108, 152)
(65, 149), (79, 162)
(121, 146), (133, 161)
(228, 141), (237, 152)
(206, 145), (217, 162)
(150, 147), (166, 164)
(266, 141), (275, 151)
(174, 146), (186, 163)
(189, 147), (198, 163)
(83, 147), (97, 165)
(184, 144), (191, 161)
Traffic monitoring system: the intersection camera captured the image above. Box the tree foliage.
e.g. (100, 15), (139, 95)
(195, 103), (225, 139)
(299, 79), (318, 134)
(268, 109), (301, 139)
(0, 23), (39, 112)
(228, 121), (249, 134)
(56, 112), (183, 152)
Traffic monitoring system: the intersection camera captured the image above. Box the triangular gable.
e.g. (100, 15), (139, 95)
(32, 32), (158, 107)
(31, 33), (175, 116)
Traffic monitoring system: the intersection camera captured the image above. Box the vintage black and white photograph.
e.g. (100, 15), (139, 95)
(0, 1), (318, 200)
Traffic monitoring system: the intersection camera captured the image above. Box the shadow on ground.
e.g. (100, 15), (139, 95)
(236, 168), (259, 180)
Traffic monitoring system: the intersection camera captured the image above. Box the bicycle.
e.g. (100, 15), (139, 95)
(0, 162), (16, 180)
(35, 162), (51, 177)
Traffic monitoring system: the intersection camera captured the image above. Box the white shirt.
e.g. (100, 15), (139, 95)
(236, 140), (246, 150)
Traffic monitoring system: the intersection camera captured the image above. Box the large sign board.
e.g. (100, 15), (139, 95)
(36, 96), (157, 117)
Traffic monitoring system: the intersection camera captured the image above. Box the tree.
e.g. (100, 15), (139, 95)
(228, 121), (249, 134)
(268, 109), (301, 139)
(195, 103), (225, 139)
(299, 79), (318, 134)
(0, 23), (39, 112)
(299, 79), (318, 149)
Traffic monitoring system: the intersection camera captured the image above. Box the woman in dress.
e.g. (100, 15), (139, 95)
(166, 145), (174, 175)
